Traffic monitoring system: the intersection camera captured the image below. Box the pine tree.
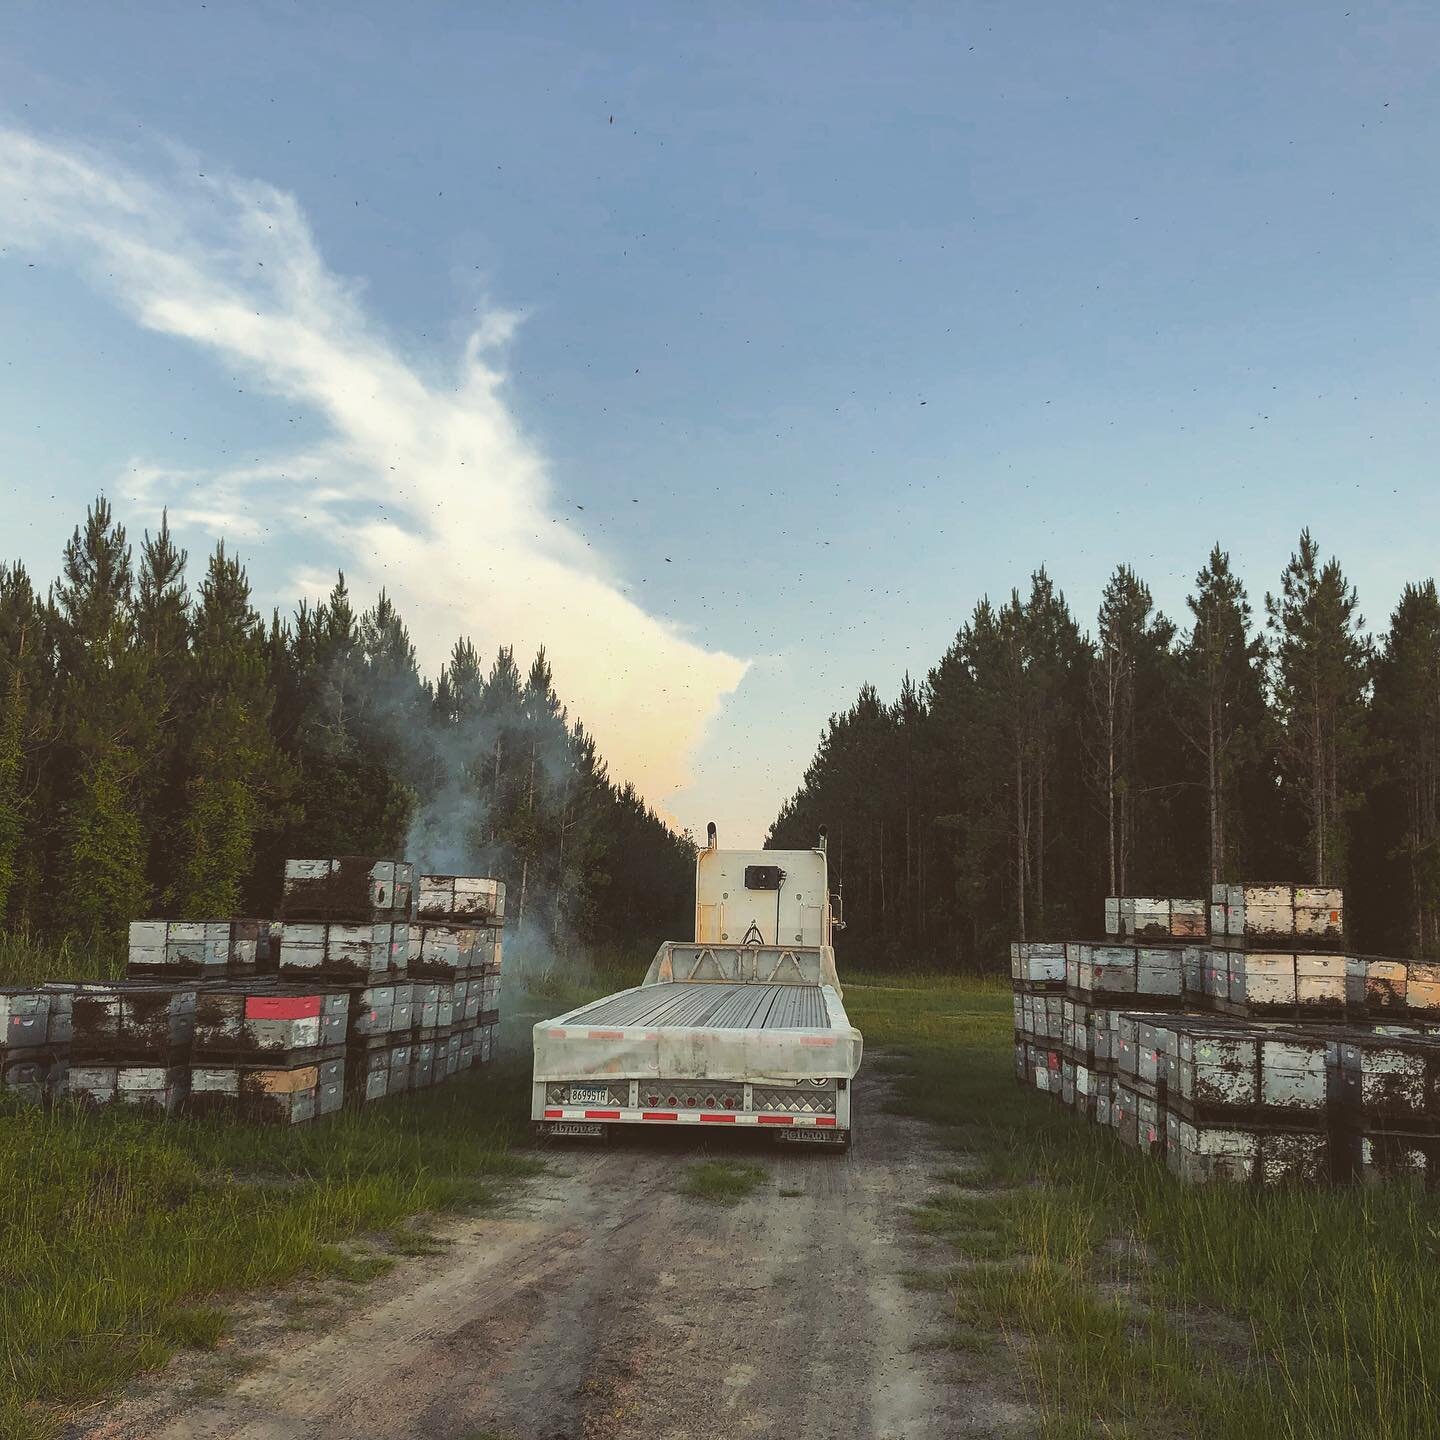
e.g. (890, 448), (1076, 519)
(134, 513), (191, 894)
(1267, 531), (1369, 884)
(1366, 582), (1440, 953)
(1088, 566), (1177, 894)
(173, 545), (292, 916)
(1178, 546), (1270, 884)
(0, 564), (43, 919)
(53, 498), (153, 939)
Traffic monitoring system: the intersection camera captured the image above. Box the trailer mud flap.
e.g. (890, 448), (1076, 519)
(541, 1120), (608, 1139)
(776, 1127), (849, 1147)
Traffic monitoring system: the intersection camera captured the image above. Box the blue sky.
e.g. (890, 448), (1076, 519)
(3, 2), (1439, 842)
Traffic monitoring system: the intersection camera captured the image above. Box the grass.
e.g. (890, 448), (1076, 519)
(0, 1061), (541, 1440)
(841, 974), (1440, 1440)
(679, 1158), (767, 1206)
(0, 927), (123, 986)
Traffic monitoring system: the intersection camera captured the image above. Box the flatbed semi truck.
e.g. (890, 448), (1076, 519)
(532, 828), (862, 1149)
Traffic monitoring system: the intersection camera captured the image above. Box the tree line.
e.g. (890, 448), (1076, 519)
(769, 533), (1440, 969)
(0, 497), (694, 956)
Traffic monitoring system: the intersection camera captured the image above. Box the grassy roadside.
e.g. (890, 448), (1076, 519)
(1, 1065), (541, 1440)
(841, 975), (1440, 1440)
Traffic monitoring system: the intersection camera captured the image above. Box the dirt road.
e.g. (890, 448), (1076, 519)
(74, 1075), (1022, 1440)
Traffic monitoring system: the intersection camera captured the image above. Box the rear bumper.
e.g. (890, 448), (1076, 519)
(538, 1104), (841, 1129)
(532, 1078), (852, 1131)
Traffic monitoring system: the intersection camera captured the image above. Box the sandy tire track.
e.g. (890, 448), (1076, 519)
(69, 1070), (1025, 1440)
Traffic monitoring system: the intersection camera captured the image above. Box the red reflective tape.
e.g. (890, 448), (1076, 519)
(757, 1115), (794, 1125)
(584, 1109), (620, 1120)
(245, 995), (322, 1020)
(543, 1108), (563, 1118)
(800, 1036), (836, 1047)
(548, 1029), (568, 1038)
(816, 1116), (837, 1127)
(588, 1030), (624, 1040)
(699, 1113), (736, 1123)
(643, 1111), (678, 1122)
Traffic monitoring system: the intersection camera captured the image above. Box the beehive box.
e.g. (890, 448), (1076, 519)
(65, 1063), (189, 1114)
(1062, 998), (1123, 1068)
(387, 1041), (413, 1095)
(1019, 991), (1063, 1043)
(417, 874), (505, 925)
(1335, 1030), (1440, 1129)
(1344, 956), (1440, 1018)
(410, 981), (441, 1034)
(1066, 942), (1183, 1001)
(1104, 898), (1207, 940)
(348, 1047), (391, 1105)
(1210, 883), (1344, 948)
(410, 922), (489, 979)
(1113, 1081), (1164, 1152)
(193, 987), (349, 1059)
(280, 858), (415, 922)
(1217, 949), (1347, 1015)
(1010, 941), (1066, 989)
(66, 982), (197, 1060)
(1162, 1020), (1330, 1121)
(1, 1050), (66, 1103)
(1359, 1131), (1440, 1185)
(0, 989), (53, 1051)
(480, 972), (501, 1021)
(411, 1039), (436, 1089)
(349, 983), (417, 1039)
(277, 921), (411, 982)
(1165, 1112), (1329, 1185)
(188, 1060), (325, 1124)
(127, 919), (276, 978)
(1027, 1042), (1061, 1093)
(480, 1023), (496, 1063)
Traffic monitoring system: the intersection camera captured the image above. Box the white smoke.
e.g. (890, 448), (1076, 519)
(0, 128), (747, 806)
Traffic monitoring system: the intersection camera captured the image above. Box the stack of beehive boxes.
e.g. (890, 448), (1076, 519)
(414, 874), (505, 1076)
(0, 857), (507, 1126)
(1012, 881), (1440, 1185)
(1067, 897), (1203, 1145)
(1011, 942), (1065, 1098)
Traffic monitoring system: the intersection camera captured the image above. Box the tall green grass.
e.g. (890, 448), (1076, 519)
(0, 1065), (540, 1440)
(843, 977), (1440, 1440)
(0, 928), (122, 986)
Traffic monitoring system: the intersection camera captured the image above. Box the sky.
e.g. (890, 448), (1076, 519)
(2, 2), (1439, 845)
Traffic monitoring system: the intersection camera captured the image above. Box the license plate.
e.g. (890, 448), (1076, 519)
(548, 1121), (606, 1137)
(567, 1085), (610, 1105)
(777, 1128), (844, 1144)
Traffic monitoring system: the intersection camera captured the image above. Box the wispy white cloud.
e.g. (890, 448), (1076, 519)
(0, 129), (748, 803)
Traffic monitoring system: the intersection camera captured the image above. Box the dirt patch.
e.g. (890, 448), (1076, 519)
(66, 1071), (1029, 1440)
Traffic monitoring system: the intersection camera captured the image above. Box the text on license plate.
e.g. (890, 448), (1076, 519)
(568, 1086), (610, 1104)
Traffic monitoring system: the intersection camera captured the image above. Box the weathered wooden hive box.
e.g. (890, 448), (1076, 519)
(193, 986), (349, 1059)
(417, 874), (505, 925)
(1010, 941), (1066, 990)
(1210, 883), (1345, 949)
(1066, 942), (1184, 1002)
(67, 982), (197, 1060)
(277, 920), (412, 982)
(1105, 897), (1207, 940)
(188, 1060), (329, 1124)
(66, 1063), (189, 1114)
(280, 857), (416, 922)
(1165, 1115), (1329, 1185)
(126, 920), (277, 978)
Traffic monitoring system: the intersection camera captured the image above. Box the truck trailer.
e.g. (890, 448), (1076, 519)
(532, 828), (862, 1149)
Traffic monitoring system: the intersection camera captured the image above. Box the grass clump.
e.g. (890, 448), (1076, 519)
(0, 1061), (541, 1437)
(842, 974), (1440, 1440)
(680, 1159), (767, 1206)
